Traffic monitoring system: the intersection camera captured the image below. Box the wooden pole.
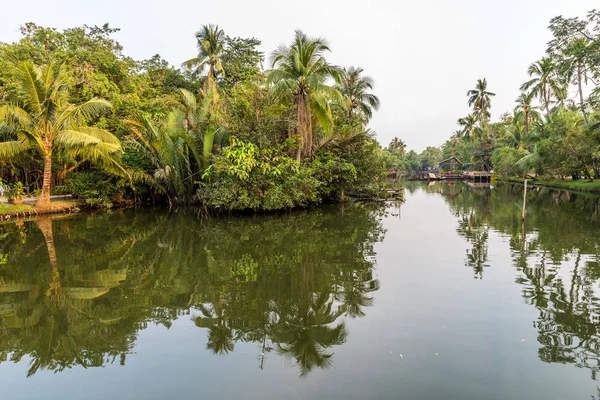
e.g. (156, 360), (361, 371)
(522, 179), (527, 220)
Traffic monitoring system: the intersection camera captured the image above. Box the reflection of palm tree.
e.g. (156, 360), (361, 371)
(273, 293), (347, 377)
(457, 213), (489, 279)
(194, 303), (234, 354)
(36, 218), (61, 300)
(338, 269), (379, 318)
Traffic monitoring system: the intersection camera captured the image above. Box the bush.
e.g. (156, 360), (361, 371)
(491, 147), (529, 177)
(198, 138), (321, 211)
(58, 169), (128, 209)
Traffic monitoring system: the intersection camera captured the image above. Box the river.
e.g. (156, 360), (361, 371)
(1, 182), (600, 399)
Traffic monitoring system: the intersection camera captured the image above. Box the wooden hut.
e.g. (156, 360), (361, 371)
(437, 157), (463, 173)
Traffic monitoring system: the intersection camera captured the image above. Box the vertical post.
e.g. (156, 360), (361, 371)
(522, 179), (527, 220)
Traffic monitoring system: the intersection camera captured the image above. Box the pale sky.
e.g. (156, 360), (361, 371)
(1, 0), (597, 151)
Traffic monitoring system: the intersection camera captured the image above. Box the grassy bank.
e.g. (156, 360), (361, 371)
(496, 176), (600, 194)
(0, 200), (80, 219)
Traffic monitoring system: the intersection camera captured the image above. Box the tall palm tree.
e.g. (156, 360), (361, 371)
(388, 137), (406, 156)
(182, 24), (226, 95)
(336, 66), (380, 122)
(268, 30), (342, 160)
(514, 91), (540, 134)
(520, 57), (562, 115)
(0, 58), (122, 210)
(467, 78), (495, 131)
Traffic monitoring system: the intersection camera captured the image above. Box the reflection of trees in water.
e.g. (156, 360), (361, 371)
(428, 181), (600, 381)
(456, 212), (489, 279)
(0, 204), (386, 377)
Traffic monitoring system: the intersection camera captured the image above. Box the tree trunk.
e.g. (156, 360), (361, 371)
(525, 110), (529, 135)
(577, 65), (588, 124)
(544, 84), (550, 115)
(36, 154), (52, 210)
(295, 93), (313, 160)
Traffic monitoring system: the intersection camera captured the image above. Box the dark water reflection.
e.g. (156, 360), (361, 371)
(0, 205), (386, 381)
(3, 183), (600, 399)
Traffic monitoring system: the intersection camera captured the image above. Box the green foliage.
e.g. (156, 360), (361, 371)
(438, 9), (600, 181)
(6, 182), (24, 200)
(59, 169), (127, 209)
(0, 22), (385, 212)
(219, 36), (263, 92)
(199, 138), (321, 211)
(491, 147), (528, 176)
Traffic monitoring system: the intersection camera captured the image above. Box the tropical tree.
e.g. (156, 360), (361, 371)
(0, 57), (122, 210)
(125, 112), (200, 204)
(182, 24), (226, 96)
(499, 122), (528, 149)
(268, 30), (342, 159)
(457, 115), (480, 141)
(182, 25), (227, 164)
(388, 137), (406, 156)
(170, 88), (219, 165)
(520, 58), (563, 115)
(559, 38), (597, 123)
(336, 66), (380, 122)
(514, 91), (541, 134)
(467, 78), (495, 133)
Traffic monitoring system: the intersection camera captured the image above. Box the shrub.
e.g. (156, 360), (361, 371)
(198, 138), (321, 211)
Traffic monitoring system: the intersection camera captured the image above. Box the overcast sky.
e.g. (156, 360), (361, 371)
(1, 0), (597, 151)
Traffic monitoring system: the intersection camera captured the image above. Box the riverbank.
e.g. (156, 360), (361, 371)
(497, 177), (600, 194)
(0, 198), (80, 219)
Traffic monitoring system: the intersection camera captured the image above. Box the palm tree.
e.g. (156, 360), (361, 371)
(125, 112), (200, 204)
(467, 78), (495, 131)
(514, 92), (540, 134)
(336, 66), (380, 122)
(457, 115), (480, 141)
(268, 30), (342, 160)
(170, 88), (220, 165)
(388, 137), (406, 156)
(182, 24), (226, 95)
(499, 122), (527, 149)
(520, 58), (562, 115)
(0, 58), (122, 210)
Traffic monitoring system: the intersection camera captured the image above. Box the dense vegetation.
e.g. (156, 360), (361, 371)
(388, 9), (600, 182)
(0, 23), (388, 211)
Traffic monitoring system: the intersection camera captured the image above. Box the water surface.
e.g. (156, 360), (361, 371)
(2, 182), (600, 399)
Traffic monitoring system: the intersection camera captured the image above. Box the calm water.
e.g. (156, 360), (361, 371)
(2, 182), (600, 399)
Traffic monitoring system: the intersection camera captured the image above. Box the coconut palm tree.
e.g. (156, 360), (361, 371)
(0, 58), (122, 210)
(467, 78), (495, 130)
(520, 57), (562, 115)
(514, 91), (541, 134)
(457, 115), (480, 141)
(182, 24), (226, 95)
(336, 66), (380, 122)
(388, 137), (406, 156)
(267, 30), (342, 159)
